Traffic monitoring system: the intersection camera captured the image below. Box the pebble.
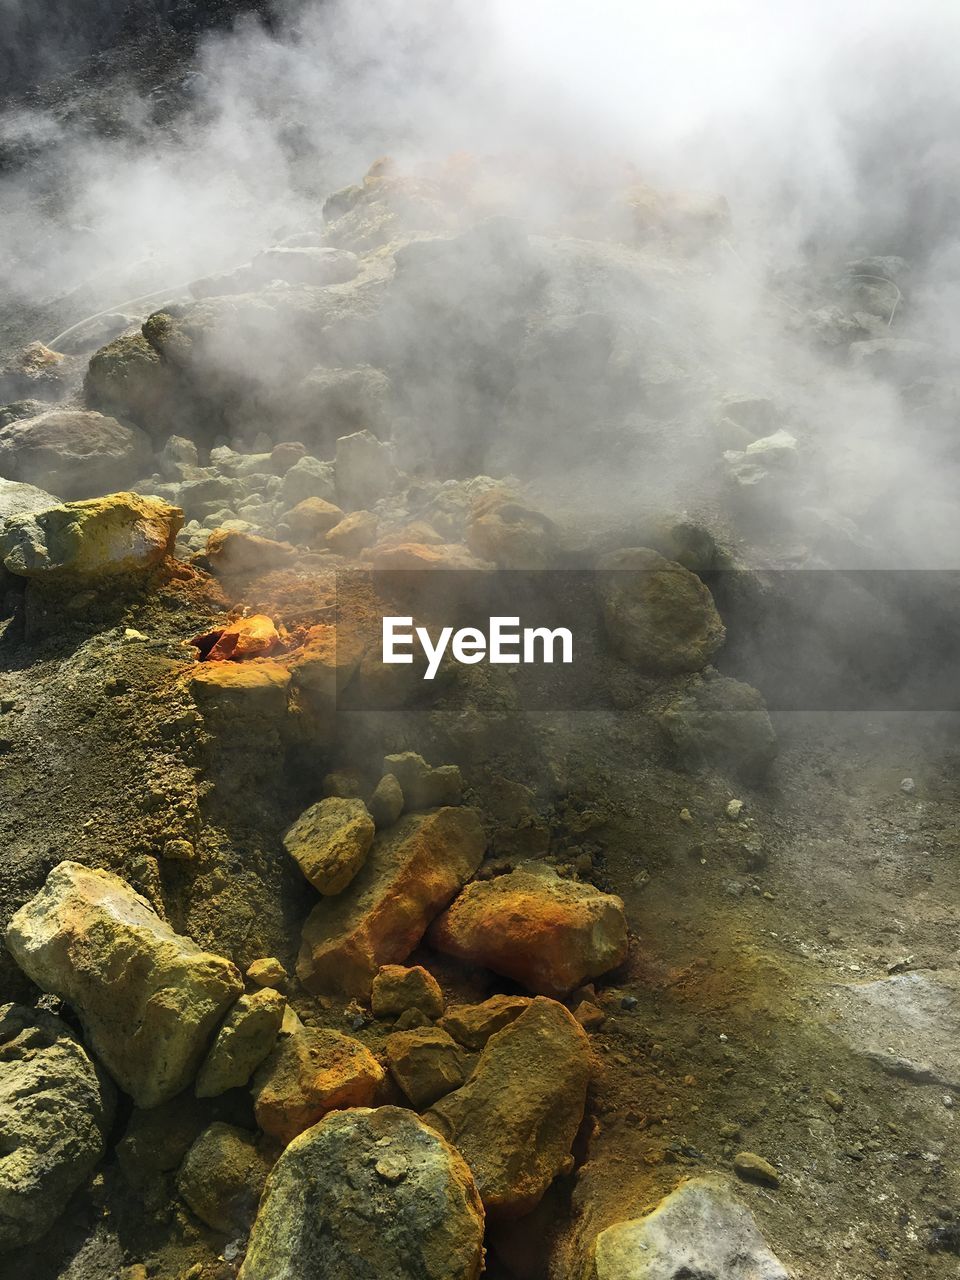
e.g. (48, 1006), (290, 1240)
(620, 995), (638, 1011)
(900, 777), (915, 794)
(824, 1089), (844, 1112)
(679, 808), (693, 823)
(732, 1150), (780, 1187)
(726, 799), (744, 820)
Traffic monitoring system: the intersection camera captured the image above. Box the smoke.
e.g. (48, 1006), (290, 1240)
(2, 0), (960, 570)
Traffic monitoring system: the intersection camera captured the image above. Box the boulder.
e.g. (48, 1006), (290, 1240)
(658, 675), (777, 780)
(283, 796), (375, 895)
(251, 246), (359, 286)
(177, 1122), (271, 1233)
(425, 997), (592, 1219)
(429, 868), (628, 996)
(325, 509), (379, 554)
(385, 1027), (467, 1109)
(596, 547), (725, 674)
(281, 456), (337, 507)
(372, 964), (444, 1020)
(1, 492), (182, 579)
(297, 807), (486, 998)
(204, 528), (297, 575)
(195, 988), (286, 1097)
(238, 1107), (484, 1280)
(5, 861), (243, 1107)
(0, 477), (57, 523)
(84, 332), (171, 431)
(0, 342), (74, 402)
(252, 1026), (385, 1144)
(438, 995), (531, 1050)
(0, 408), (151, 500)
(383, 753), (463, 809)
(335, 429), (397, 510)
(0, 1004), (114, 1251)
(465, 491), (558, 569)
(587, 1176), (789, 1280)
(282, 496), (345, 543)
(824, 970), (960, 1089)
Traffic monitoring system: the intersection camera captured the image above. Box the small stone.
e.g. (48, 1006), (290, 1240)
(325, 509), (379, 554)
(824, 1089), (844, 1112)
(371, 964), (444, 1020)
(161, 837), (195, 860)
(369, 773), (404, 828)
(726, 799), (743, 820)
(900, 777), (916, 794)
(283, 796), (375, 896)
(573, 1001), (606, 1030)
(733, 1151), (780, 1187)
(283, 496), (345, 543)
(195, 989), (285, 1098)
(679, 807), (693, 823)
(385, 1027), (467, 1109)
(247, 957), (287, 989)
(383, 753), (463, 810)
(394, 1008), (432, 1031)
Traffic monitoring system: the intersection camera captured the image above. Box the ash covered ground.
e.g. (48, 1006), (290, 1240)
(1, 4), (960, 1279)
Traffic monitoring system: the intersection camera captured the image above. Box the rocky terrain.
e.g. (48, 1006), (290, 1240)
(1, 14), (960, 1279)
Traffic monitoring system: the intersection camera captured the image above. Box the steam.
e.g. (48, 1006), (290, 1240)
(2, 0), (960, 569)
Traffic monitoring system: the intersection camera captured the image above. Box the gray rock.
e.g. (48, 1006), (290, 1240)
(658, 675), (777, 780)
(238, 1106), (484, 1280)
(177, 1122), (271, 1234)
(281, 455), (337, 507)
(0, 476), (58, 523)
(0, 408), (152, 500)
(0, 1004), (114, 1251)
(250, 246), (359, 287)
(825, 970), (960, 1089)
(335, 429), (397, 510)
(587, 1176), (789, 1279)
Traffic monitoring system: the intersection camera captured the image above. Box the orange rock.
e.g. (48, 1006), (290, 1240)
(429, 868), (628, 996)
(296, 808), (486, 999)
(252, 1026), (385, 1144)
(205, 529), (297, 575)
(369, 542), (492, 571)
(195, 613), (281, 661)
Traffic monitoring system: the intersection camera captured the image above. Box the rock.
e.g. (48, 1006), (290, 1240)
(0, 477), (57, 522)
(195, 989), (286, 1097)
(0, 342), (74, 402)
(251, 1026), (385, 1144)
(369, 772), (405, 827)
(1, 492), (182, 579)
(429, 868), (628, 997)
(192, 613), (280, 662)
(204, 528), (297, 575)
(0, 408), (151, 500)
(465, 490), (557, 569)
(238, 1106), (484, 1280)
(725, 430), (799, 490)
(372, 964), (444, 1020)
(5, 861), (243, 1107)
(325, 508), (379, 554)
(370, 541), (490, 571)
(825, 970), (960, 1089)
(281, 456), (337, 507)
(283, 796), (376, 895)
(383, 753), (463, 809)
(177, 1122), (271, 1233)
(386, 1027), (467, 1109)
(251, 246), (359, 286)
(297, 807), (486, 998)
(84, 332), (171, 431)
(425, 997), (591, 1218)
(116, 1093), (209, 1189)
(659, 675), (777, 780)
(732, 1152), (781, 1188)
(0, 1004), (114, 1251)
(335, 429), (397, 510)
(587, 1176), (789, 1279)
(596, 548), (725, 674)
(297, 366), (393, 450)
(247, 957), (287, 988)
(189, 661), (292, 742)
(438, 995), (531, 1050)
(282, 496), (345, 543)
